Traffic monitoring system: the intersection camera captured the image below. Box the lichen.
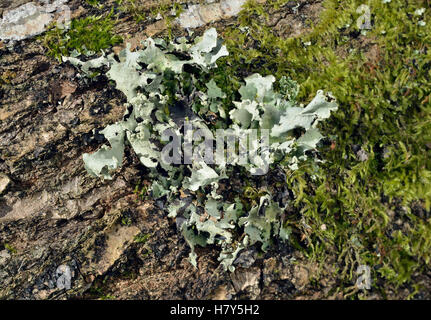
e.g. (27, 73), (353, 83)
(65, 27), (337, 271)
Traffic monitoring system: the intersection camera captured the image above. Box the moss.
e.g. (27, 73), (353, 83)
(86, 0), (102, 7)
(134, 233), (150, 244)
(115, 0), (147, 22)
(86, 285), (116, 300)
(115, 0), (185, 38)
(154, 1), (184, 40)
(214, 0), (431, 295)
(41, 10), (122, 60)
(4, 243), (17, 254)
(133, 180), (150, 200)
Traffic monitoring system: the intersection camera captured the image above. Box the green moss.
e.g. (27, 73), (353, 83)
(87, 285), (115, 300)
(216, 0), (431, 294)
(86, 0), (102, 7)
(4, 243), (17, 254)
(115, 0), (147, 22)
(133, 180), (149, 200)
(41, 10), (122, 60)
(134, 233), (150, 244)
(115, 0), (185, 37)
(156, 1), (184, 40)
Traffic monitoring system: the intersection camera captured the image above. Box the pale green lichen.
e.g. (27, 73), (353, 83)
(65, 28), (337, 271)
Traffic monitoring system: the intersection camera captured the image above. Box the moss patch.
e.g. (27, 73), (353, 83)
(41, 10), (122, 60)
(212, 0), (431, 297)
